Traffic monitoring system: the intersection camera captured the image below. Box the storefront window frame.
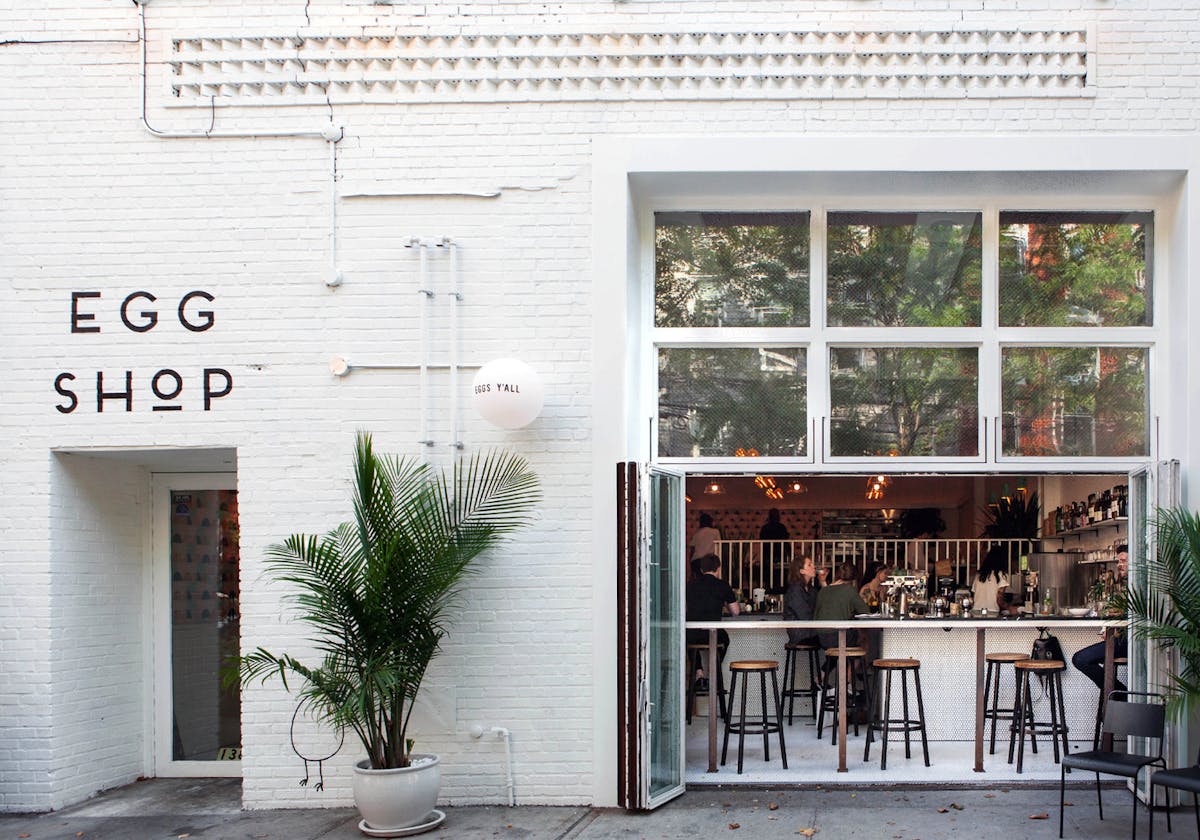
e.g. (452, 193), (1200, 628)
(647, 201), (1162, 470)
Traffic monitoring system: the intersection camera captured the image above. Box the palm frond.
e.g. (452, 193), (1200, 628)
(1126, 506), (1200, 721)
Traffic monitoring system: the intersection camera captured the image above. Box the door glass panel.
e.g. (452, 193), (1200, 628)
(827, 211), (982, 327)
(647, 471), (683, 803)
(170, 489), (241, 761)
(654, 212), (811, 328)
(999, 211), (1152, 327)
(1000, 346), (1148, 457)
(658, 347), (807, 457)
(829, 346), (979, 456)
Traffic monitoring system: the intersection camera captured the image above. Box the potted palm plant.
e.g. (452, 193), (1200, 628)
(1126, 506), (1200, 720)
(238, 432), (539, 836)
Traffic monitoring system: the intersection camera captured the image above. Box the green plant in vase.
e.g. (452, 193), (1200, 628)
(236, 432), (540, 832)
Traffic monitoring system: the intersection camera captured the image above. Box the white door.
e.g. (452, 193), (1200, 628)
(615, 463), (686, 810)
(151, 473), (241, 777)
(640, 464), (687, 809)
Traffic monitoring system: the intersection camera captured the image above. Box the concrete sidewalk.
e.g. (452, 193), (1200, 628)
(0, 779), (1172, 840)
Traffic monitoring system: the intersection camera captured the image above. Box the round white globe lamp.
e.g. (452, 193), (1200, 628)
(472, 358), (544, 429)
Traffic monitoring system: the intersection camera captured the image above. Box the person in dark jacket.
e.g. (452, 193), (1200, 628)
(783, 555), (824, 646)
(686, 554), (740, 687)
(759, 508), (792, 593)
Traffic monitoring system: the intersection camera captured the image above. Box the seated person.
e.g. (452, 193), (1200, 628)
(686, 554), (739, 684)
(783, 555), (824, 647)
(858, 562), (889, 607)
(815, 562), (874, 665)
(1072, 546), (1129, 693)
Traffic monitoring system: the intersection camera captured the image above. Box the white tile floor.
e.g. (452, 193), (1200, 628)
(686, 709), (1095, 785)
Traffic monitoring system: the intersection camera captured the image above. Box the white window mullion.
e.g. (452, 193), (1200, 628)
(980, 204), (1001, 462)
(809, 207), (828, 462)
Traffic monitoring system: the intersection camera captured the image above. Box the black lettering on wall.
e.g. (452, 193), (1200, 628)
(203, 368), (233, 410)
(151, 368), (184, 411)
(120, 291), (159, 333)
(71, 292), (101, 333)
(179, 291), (215, 332)
(54, 373), (78, 414)
(97, 370), (133, 412)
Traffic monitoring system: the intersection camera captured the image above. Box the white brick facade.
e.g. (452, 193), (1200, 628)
(3, 0), (1200, 815)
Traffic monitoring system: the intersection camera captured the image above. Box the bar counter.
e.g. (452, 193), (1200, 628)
(686, 615), (1124, 775)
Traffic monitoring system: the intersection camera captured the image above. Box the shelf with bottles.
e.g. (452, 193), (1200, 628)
(1042, 517), (1127, 542)
(1043, 484), (1128, 540)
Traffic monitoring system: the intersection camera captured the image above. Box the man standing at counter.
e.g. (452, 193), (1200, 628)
(687, 554), (740, 689)
(1071, 545), (1129, 693)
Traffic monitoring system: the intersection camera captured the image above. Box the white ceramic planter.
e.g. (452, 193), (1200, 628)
(351, 754), (441, 834)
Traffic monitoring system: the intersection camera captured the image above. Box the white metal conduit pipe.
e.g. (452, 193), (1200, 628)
(447, 240), (462, 450)
(136, 3), (342, 141)
(134, 0), (344, 289)
(470, 724), (515, 806)
(416, 239), (433, 452)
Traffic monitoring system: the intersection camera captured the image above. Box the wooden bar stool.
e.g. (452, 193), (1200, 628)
(1091, 656), (1128, 749)
(1008, 658), (1070, 773)
(864, 658), (931, 770)
(781, 642), (822, 724)
(816, 646), (867, 745)
(685, 642), (727, 724)
(721, 660), (788, 775)
(984, 652), (1032, 755)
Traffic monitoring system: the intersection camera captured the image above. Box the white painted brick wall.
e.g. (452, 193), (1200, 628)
(2, 0), (1199, 814)
(47, 455), (148, 811)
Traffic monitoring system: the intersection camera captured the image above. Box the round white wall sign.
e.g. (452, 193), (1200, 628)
(472, 358), (544, 429)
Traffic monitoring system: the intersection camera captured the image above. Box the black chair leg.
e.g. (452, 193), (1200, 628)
(987, 660), (999, 755)
(1097, 772), (1104, 821)
(901, 669), (912, 759)
(913, 667), (931, 767)
(769, 668), (787, 769)
(759, 671), (770, 762)
(737, 670), (749, 775)
(1059, 763), (1067, 838)
(1056, 672), (1071, 761)
(881, 668), (893, 770)
(1130, 783), (1138, 840)
(720, 670), (736, 767)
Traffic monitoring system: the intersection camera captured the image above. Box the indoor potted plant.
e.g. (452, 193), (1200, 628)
(238, 432), (539, 835)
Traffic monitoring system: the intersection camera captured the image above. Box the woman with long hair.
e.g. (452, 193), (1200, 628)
(972, 544), (1017, 615)
(783, 555), (824, 646)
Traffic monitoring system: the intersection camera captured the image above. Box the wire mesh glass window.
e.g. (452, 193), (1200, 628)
(998, 211), (1152, 327)
(657, 347), (807, 457)
(1001, 346), (1149, 457)
(654, 212), (810, 328)
(826, 211), (982, 327)
(829, 347), (980, 457)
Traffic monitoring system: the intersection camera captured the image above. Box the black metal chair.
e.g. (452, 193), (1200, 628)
(1059, 691), (1167, 840)
(1148, 750), (1200, 840)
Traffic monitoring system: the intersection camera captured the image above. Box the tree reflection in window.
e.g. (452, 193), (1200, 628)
(827, 211), (982, 327)
(654, 212), (810, 328)
(999, 212), (1152, 327)
(829, 347), (979, 457)
(657, 347), (807, 457)
(1001, 346), (1148, 457)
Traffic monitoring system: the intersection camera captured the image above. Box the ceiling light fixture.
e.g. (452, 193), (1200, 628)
(703, 481), (725, 496)
(865, 474), (891, 501)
